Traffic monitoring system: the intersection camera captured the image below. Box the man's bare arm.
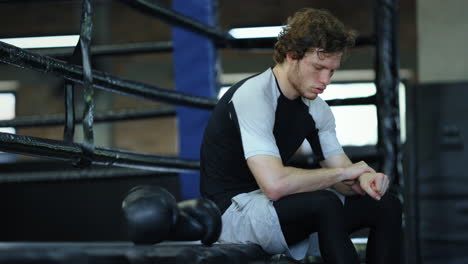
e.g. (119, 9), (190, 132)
(246, 154), (371, 200)
(320, 153), (363, 196)
(321, 153), (390, 200)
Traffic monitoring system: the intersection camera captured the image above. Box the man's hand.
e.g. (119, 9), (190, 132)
(358, 172), (390, 200)
(342, 179), (365, 195)
(351, 181), (366, 195)
(341, 161), (373, 181)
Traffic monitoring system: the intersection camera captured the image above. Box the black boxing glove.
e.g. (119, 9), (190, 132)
(170, 210), (205, 242)
(176, 198), (222, 246)
(121, 185), (178, 244)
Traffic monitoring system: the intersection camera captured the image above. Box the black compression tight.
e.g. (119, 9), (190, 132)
(273, 190), (402, 264)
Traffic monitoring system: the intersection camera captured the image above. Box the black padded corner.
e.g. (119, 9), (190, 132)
(0, 242), (272, 264)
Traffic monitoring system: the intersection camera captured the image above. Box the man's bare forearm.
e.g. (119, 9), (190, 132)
(332, 181), (358, 196)
(277, 166), (347, 197)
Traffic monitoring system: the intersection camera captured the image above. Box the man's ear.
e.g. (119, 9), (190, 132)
(286, 51), (299, 62)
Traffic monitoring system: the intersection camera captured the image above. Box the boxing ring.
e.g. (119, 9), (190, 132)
(0, 0), (404, 263)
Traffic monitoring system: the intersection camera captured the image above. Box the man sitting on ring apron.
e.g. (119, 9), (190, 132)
(200, 8), (402, 264)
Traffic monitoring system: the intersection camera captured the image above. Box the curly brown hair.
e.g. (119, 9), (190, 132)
(274, 8), (356, 63)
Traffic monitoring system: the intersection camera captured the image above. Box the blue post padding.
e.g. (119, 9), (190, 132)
(172, 0), (217, 199)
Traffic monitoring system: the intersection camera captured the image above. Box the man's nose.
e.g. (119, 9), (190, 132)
(319, 71), (332, 86)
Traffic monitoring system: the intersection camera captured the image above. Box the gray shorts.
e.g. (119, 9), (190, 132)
(218, 189), (344, 260)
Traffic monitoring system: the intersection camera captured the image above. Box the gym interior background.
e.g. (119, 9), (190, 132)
(0, 0), (467, 263)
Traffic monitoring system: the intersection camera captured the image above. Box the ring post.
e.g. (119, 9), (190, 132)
(172, 0), (218, 199)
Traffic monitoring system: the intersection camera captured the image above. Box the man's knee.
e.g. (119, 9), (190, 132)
(314, 190), (344, 215)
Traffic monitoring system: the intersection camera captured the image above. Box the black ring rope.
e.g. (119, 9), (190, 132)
(0, 168), (168, 184)
(0, 107), (176, 128)
(0, 41), (218, 109)
(119, 0), (234, 45)
(326, 95), (376, 107)
(74, 0), (95, 168)
(0, 96), (375, 129)
(0, 132), (200, 172)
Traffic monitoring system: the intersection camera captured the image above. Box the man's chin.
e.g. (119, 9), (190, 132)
(303, 93), (318, 100)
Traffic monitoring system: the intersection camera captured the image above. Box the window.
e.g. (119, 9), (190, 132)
(322, 82), (406, 146)
(0, 83), (17, 162)
(0, 93), (16, 134)
(0, 81), (17, 134)
(321, 83), (377, 146)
